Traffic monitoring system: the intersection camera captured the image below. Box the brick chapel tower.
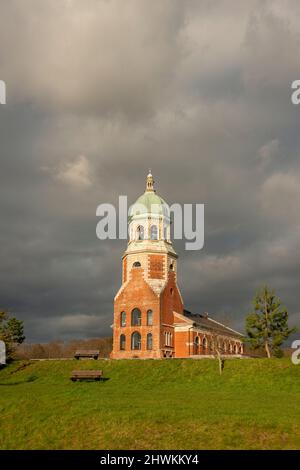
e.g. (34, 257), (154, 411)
(111, 171), (184, 359)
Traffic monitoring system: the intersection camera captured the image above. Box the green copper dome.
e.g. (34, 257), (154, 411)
(130, 191), (168, 216)
(129, 171), (170, 219)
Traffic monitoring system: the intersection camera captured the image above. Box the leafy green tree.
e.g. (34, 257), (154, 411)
(0, 311), (25, 360)
(245, 286), (296, 358)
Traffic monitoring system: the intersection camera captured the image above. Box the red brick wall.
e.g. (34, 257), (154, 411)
(148, 254), (165, 279)
(161, 271), (183, 326)
(174, 330), (190, 357)
(112, 258), (185, 359)
(112, 266), (161, 359)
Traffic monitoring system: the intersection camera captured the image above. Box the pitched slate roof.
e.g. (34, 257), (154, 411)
(182, 309), (243, 338)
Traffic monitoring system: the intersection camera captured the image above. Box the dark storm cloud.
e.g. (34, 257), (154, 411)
(0, 0), (299, 342)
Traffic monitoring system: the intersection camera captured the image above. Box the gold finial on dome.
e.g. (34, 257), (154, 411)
(146, 170), (154, 192)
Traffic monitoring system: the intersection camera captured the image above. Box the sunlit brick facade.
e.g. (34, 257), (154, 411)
(111, 172), (244, 359)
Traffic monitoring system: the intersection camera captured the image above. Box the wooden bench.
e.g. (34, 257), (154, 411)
(70, 370), (103, 381)
(74, 350), (100, 360)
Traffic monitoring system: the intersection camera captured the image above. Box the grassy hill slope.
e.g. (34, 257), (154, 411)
(0, 358), (300, 450)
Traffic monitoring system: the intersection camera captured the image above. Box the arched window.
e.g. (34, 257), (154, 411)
(133, 261), (141, 268)
(147, 309), (153, 326)
(131, 332), (141, 350)
(131, 308), (141, 326)
(203, 337), (207, 349)
(120, 334), (126, 350)
(233, 344), (238, 354)
(120, 311), (126, 327)
(169, 263), (174, 270)
(150, 225), (158, 240)
(239, 344), (243, 354)
(147, 333), (153, 350)
(136, 225), (144, 240)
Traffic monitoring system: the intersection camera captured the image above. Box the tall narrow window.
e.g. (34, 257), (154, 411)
(131, 332), (141, 350)
(131, 308), (141, 326)
(120, 334), (126, 350)
(150, 225), (158, 240)
(147, 333), (153, 350)
(136, 225), (144, 240)
(165, 331), (171, 346)
(147, 309), (153, 326)
(120, 311), (126, 327)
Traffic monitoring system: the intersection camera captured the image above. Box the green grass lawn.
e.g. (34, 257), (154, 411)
(0, 358), (300, 450)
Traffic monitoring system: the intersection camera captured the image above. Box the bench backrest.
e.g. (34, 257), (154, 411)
(74, 350), (100, 356)
(71, 370), (103, 377)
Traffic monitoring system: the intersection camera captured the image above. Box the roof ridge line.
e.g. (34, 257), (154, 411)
(207, 317), (243, 336)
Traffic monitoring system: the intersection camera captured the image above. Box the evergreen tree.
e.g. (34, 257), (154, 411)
(245, 286), (296, 358)
(0, 311), (25, 360)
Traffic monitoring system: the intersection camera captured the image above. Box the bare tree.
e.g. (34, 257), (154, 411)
(209, 334), (226, 375)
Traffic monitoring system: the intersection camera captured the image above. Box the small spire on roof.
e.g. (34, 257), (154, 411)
(146, 170), (154, 192)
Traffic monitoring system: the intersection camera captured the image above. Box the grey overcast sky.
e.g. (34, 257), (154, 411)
(0, 0), (299, 342)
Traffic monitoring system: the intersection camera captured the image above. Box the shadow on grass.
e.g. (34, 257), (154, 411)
(0, 374), (39, 386)
(70, 377), (110, 383)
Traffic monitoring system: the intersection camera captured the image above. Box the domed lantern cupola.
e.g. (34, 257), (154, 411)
(127, 171), (172, 246)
